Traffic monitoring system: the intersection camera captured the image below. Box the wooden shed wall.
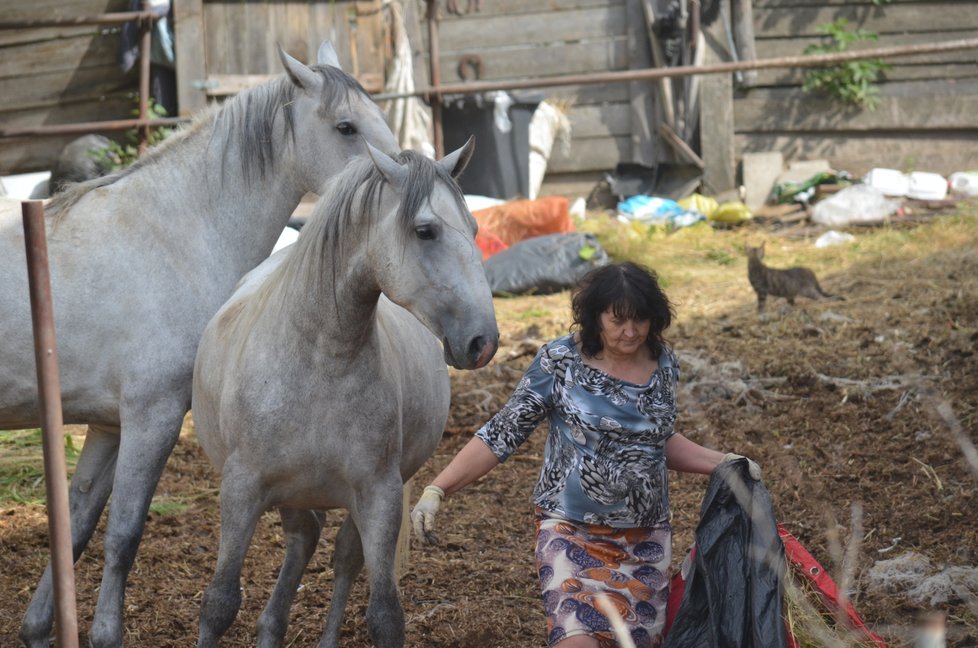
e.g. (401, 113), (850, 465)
(0, 0), (136, 175)
(4, 1), (975, 187)
(736, 0), (978, 177)
(426, 0), (666, 194)
(188, 0), (386, 103)
(430, 0), (978, 193)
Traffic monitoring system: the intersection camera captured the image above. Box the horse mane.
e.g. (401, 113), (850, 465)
(48, 64), (370, 219)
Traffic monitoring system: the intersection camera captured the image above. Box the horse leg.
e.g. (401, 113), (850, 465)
(349, 477), (406, 648)
(19, 425), (120, 648)
(88, 403), (185, 648)
(256, 508), (325, 648)
(317, 514), (365, 648)
(198, 460), (267, 648)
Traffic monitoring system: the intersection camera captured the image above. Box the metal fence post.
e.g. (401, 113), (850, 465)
(22, 200), (79, 648)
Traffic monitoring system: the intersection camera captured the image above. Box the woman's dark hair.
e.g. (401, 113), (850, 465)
(571, 261), (674, 358)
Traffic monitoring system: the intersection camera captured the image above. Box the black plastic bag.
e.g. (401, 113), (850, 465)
(483, 232), (608, 296)
(664, 459), (787, 648)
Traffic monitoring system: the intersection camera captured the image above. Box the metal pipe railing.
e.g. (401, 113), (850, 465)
(372, 36), (978, 101)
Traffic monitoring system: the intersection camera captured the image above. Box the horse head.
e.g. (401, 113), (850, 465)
(364, 138), (499, 370)
(277, 41), (400, 192)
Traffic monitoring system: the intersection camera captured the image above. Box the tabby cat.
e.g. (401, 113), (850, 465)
(745, 243), (840, 313)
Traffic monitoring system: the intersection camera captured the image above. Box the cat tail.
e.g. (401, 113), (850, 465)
(818, 286), (844, 301)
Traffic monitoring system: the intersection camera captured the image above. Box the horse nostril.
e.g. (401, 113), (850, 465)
(468, 336), (486, 360)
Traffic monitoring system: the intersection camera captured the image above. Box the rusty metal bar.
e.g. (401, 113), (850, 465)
(372, 36), (978, 102)
(22, 201), (79, 648)
(0, 12), (157, 29)
(0, 118), (186, 140)
(425, 0), (444, 158)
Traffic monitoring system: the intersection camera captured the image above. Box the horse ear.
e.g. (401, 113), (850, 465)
(317, 41), (343, 70)
(438, 135), (475, 180)
(278, 44), (322, 92)
(364, 140), (408, 187)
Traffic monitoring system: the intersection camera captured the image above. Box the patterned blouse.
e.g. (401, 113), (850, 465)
(476, 335), (679, 528)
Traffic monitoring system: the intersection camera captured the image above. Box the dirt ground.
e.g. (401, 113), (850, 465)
(1, 213), (976, 647)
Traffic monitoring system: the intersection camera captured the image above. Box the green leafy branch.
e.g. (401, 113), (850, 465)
(802, 18), (892, 111)
(89, 98), (174, 171)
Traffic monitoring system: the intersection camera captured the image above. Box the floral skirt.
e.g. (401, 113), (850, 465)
(534, 510), (672, 648)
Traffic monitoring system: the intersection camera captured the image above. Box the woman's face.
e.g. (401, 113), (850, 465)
(598, 308), (651, 357)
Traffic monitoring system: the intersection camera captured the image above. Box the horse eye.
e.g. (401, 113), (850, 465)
(415, 224), (437, 241)
(336, 121), (357, 136)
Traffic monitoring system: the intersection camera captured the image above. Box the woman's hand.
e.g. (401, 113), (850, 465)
(411, 484), (445, 545)
(721, 452), (762, 480)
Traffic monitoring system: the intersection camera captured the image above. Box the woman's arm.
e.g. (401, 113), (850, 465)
(411, 436), (501, 544)
(665, 433), (726, 475)
(431, 436), (501, 496)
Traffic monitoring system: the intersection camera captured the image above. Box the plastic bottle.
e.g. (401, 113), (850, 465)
(949, 172), (978, 197)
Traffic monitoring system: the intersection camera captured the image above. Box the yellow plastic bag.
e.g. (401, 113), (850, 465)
(710, 202), (753, 224)
(678, 193), (719, 219)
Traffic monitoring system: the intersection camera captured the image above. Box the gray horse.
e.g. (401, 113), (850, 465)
(192, 139), (498, 647)
(0, 43), (399, 647)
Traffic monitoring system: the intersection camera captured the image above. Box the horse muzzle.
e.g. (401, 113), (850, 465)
(444, 332), (499, 370)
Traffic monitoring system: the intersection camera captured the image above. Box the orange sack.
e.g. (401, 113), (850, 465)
(475, 228), (509, 261)
(473, 196), (574, 247)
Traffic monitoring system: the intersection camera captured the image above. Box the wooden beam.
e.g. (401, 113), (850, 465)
(730, 0), (758, 87)
(626, 0), (656, 165)
(699, 0), (737, 193)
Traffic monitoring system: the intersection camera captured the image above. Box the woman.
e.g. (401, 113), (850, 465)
(411, 261), (760, 648)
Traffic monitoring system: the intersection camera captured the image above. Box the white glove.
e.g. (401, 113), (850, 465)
(722, 453), (762, 481)
(411, 484), (445, 545)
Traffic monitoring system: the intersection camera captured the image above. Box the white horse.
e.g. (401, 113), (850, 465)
(0, 43), (399, 648)
(191, 139), (498, 648)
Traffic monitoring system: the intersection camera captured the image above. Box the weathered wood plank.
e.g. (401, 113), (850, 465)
(203, 3), (230, 75)
(754, 30), (978, 62)
(0, 32), (119, 79)
(700, 0), (737, 193)
(735, 92), (978, 133)
(567, 103), (632, 138)
(436, 38), (629, 83)
(0, 94), (134, 131)
(0, 24), (109, 48)
(280, 2), (310, 63)
(753, 4), (978, 38)
(540, 170), (606, 199)
(736, 93), (978, 133)
(242, 1), (271, 73)
(548, 135), (631, 173)
(437, 5), (627, 53)
(1, 137), (78, 175)
(737, 132), (978, 177)
(533, 83), (632, 107)
(1, 64), (132, 111)
(754, 0), (950, 7)
(0, 95), (134, 173)
(438, 0), (624, 20)
(626, 0), (656, 165)
(174, 0), (207, 117)
(751, 62), (978, 88)
(0, 0), (128, 21)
